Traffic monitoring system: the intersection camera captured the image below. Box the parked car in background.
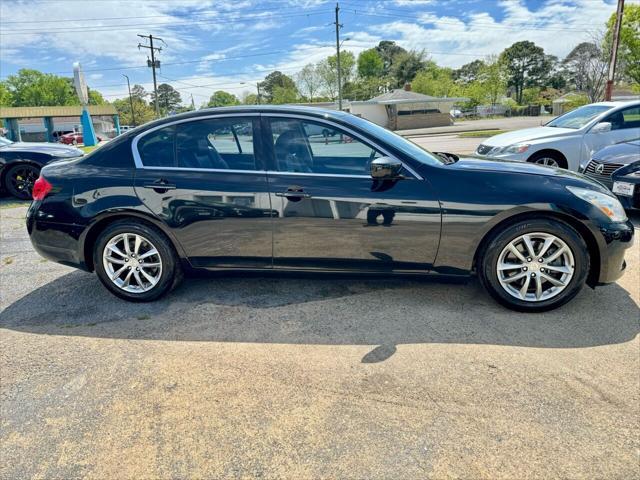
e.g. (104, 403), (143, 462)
(27, 106), (634, 312)
(583, 139), (640, 210)
(475, 101), (640, 170)
(59, 132), (103, 145)
(0, 136), (83, 199)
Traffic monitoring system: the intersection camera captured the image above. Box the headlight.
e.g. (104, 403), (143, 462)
(624, 171), (640, 178)
(503, 143), (530, 154)
(566, 186), (627, 222)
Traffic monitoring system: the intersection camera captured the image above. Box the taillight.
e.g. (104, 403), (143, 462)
(32, 176), (53, 201)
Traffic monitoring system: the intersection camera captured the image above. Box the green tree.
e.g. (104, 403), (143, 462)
(206, 90), (239, 107)
(87, 89), (106, 105)
(357, 48), (384, 79)
(453, 59), (485, 84)
(391, 50), (427, 87)
(375, 40), (407, 76)
(112, 97), (154, 126)
(258, 71), (297, 103)
(563, 42), (608, 102)
(296, 63), (322, 102)
(499, 41), (553, 104)
(3, 69), (78, 106)
(150, 83), (182, 114)
(271, 86), (298, 104)
(242, 93), (259, 105)
(317, 51), (356, 99)
(606, 4), (640, 85)
(0, 83), (12, 106)
(412, 62), (458, 97)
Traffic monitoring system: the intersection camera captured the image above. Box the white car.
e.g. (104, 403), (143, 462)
(475, 101), (640, 171)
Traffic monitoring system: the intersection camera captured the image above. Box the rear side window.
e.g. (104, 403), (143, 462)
(137, 125), (176, 167)
(175, 118), (257, 170)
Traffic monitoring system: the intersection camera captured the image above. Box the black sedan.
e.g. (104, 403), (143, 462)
(582, 139), (640, 210)
(0, 136), (83, 199)
(26, 106), (634, 311)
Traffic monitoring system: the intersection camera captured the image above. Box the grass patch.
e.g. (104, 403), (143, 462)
(136, 314), (151, 321)
(3, 257), (14, 265)
(80, 145), (99, 153)
(459, 129), (508, 138)
(0, 200), (29, 209)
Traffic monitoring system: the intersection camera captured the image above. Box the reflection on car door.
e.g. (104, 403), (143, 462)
(133, 115), (274, 268)
(263, 115), (441, 272)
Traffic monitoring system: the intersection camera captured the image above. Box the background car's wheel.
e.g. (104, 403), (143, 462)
(528, 151), (567, 169)
(478, 218), (589, 312)
(4, 163), (40, 200)
(93, 220), (182, 302)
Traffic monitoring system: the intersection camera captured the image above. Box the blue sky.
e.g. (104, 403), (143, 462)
(0, 0), (635, 105)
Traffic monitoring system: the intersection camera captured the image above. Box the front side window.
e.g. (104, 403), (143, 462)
(176, 118), (257, 170)
(606, 106), (640, 130)
(268, 118), (380, 175)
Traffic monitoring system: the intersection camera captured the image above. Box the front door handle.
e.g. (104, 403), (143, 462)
(143, 179), (177, 192)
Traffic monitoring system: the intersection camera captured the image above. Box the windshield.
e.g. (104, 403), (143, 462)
(546, 105), (612, 129)
(343, 113), (445, 166)
(0, 137), (13, 147)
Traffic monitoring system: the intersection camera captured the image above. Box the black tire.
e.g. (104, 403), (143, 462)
(478, 218), (589, 312)
(528, 151), (567, 169)
(93, 220), (182, 302)
(4, 163), (40, 200)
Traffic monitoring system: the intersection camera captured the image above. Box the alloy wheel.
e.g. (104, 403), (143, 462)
(534, 157), (559, 167)
(496, 232), (575, 302)
(7, 165), (39, 199)
(102, 233), (163, 293)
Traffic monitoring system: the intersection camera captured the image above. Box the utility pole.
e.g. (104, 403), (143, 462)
(605, 0), (624, 101)
(334, 2), (343, 111)
(122, 74), (136, 126)
(137, 34), (165, 118)
(190, 94), (196, 111)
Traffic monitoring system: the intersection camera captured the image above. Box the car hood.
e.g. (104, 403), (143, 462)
(447, 157), (607, 190)
(593, 140), (640, 165)
(481, 126), (577, 147)
(0, 142), (83, 157)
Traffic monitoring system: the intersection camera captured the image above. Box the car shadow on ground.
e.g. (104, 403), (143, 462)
(1, 269), (638, 362)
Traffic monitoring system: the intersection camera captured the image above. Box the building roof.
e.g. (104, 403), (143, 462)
(353, 89), (467, 105)
(0, 105), (117, 119)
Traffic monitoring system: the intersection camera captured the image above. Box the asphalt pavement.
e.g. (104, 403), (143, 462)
(1, 126), (639, 479)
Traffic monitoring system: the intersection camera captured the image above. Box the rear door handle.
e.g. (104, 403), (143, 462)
(275, 191), (311, 199)
(143, 179), (177, 191)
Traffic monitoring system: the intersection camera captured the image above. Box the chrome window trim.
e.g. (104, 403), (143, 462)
(131, 113), (260, 170)
(263, 113), (423, 180)
(130, 111), (424, 180)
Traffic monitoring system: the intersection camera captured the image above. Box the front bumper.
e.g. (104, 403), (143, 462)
(474, 150), (528, 162)
(594, 219), (635, 285)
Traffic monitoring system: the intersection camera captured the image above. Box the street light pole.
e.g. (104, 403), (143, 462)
(122, 74), (136, 126)
(334, 2), (343, 111)
(241, 81), (262, 104)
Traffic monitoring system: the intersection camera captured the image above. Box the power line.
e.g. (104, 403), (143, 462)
(0, 10), (333, 35)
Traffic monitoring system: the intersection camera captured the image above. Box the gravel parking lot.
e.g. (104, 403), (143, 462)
(1, 192), (639, 479)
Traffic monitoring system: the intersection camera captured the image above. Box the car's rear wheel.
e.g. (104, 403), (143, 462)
(94, 220), (182, 302)
(4, 163), (40, 200)
(478, 218), (589, 312)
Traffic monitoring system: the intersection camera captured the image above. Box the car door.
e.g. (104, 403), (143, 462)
(133, 114), (274, 268)
(584, 105), (640, 160)
(262, 115), (441, 272)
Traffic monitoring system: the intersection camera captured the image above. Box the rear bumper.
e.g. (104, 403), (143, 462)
(27, 204), (89, 270)
(595, 220), (635, 285)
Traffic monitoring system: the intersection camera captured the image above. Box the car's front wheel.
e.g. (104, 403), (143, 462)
(94, 220), (182, 301)
(478, 218), (589, 312)
(4, 163), (40, 200)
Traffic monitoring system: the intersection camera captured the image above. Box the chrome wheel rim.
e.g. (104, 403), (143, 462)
(535, 157), (559, 167)
(497, 232), (575, 302)
(102, 233), (162, 293)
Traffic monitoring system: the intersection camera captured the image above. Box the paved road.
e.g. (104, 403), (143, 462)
(398, 116), (549, 137)
(1, 200), (639, 479)
(410, 134), (483, 156)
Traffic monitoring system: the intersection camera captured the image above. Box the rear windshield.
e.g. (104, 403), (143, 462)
(546, 105), (612, 129)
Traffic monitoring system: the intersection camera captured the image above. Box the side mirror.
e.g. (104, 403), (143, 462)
(370, 156), (403, 179)
(592, 122), (612, 134)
